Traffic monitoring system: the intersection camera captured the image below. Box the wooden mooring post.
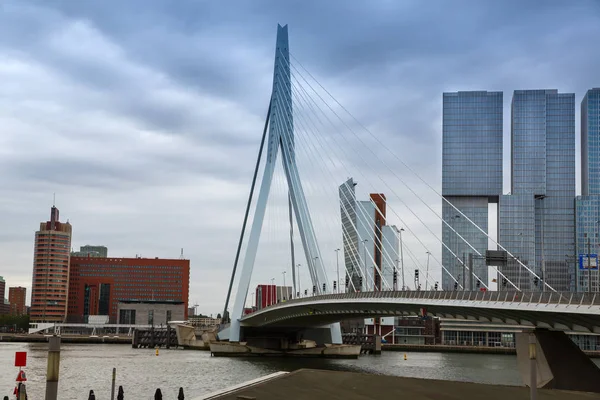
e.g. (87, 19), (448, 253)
(45, 335), (61, 400)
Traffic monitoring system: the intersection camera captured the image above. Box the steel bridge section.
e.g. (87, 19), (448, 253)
(239, 291), (600, 334)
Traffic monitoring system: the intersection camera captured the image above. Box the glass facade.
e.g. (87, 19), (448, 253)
(582, 89), (600, 196)
(503, 90), (575, 292)
(576, 88), (600, 292)
(441, 91), (503, 290)
(442, 197), (489, 290)
(498, 195), (535, 290)
(442, 91), (503, 196)
(575, 196), (600, 291)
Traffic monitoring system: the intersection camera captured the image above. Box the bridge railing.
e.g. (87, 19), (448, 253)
(251, 290), (600, 314)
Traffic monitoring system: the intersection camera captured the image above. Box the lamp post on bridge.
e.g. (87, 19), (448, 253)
(335, 248), (341, 293)
(296, 263), (301, 298)
(398, 228), (405, 290)
(361, 239), (369, 292)
(312, 256), (319, 295)
(425, 251), (431, 291)
(282, 271), (287, 300)
(270, 278), (275, 305)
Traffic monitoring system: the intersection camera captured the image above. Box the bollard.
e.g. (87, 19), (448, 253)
(154, 388), (162, 400)
(178, 387), (184, 400)
(117, 385), (124, 400)
(45, 335), (61, 400)
(111, 367), (116, 400)
(18, 384), (26, 400)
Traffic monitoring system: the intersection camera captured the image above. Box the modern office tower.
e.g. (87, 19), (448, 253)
(30, 206), (72, 322)
(442, 91), (503, 290)
(500, 90), (575, 291)
(67, 256), (190, 323)
(339, 178), (361, 291)
(8, 287), (27, 315)
(339, 179), (399, 292)
(576, 88), (600, 292)
(71, 245), (108, 258)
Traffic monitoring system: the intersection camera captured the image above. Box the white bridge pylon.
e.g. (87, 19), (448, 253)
(229, 24), (342, 343)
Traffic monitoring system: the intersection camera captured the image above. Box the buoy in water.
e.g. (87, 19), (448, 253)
(404, 354), (407, 360)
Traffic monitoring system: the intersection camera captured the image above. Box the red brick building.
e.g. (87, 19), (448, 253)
(9, 287), (27, 315)
(67, 257), (190, 323)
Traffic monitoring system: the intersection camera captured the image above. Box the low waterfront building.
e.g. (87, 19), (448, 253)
(117, 300), (185, 326)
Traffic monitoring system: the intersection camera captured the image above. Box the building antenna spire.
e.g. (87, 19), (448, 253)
(53, 193), (56, 207)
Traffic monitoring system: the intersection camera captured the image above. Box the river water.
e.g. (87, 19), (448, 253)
(1, 343), (596, 399)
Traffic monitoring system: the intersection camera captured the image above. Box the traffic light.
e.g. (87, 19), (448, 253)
(502, 278), (507, 287)
(333, 280), (337, 290)
(322, 283), (326, 292)
(534, 277), (539, 286)
(345, 275), (349, 287)
(434, 282), (439, 291)
(476, 280), (481, 289)
(312, 285), (316, 294)
(393, 271), (398, 284)
(454, 282), (458, 290)
(296, 292), (300, 298)
(415, 269), (419, 278)
(359, 277), (363, 287)
(304, 289), (308, 296)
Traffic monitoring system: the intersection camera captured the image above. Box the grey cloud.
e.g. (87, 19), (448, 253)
(1, 0), (600, 313)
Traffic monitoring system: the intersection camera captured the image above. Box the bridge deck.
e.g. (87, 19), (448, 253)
(203, 368), (597, 399)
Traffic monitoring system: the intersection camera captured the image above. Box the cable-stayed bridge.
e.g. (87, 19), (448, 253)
(215, 24), (600, 391)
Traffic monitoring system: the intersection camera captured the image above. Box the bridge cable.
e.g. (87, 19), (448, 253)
(289, 52), (553, 293)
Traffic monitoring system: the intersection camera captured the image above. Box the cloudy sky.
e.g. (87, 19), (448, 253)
(1, 0), (599, 314)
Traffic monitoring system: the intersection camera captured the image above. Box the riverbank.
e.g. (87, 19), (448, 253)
(382, 343), (600, 358)
(197, 369), (598, 400)
(0, 334), (131, 344)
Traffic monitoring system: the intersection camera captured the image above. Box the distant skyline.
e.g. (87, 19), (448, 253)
(1, 1), (600, 313)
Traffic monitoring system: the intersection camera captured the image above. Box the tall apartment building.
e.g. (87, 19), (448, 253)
(8, 287), (27, 315)
(0, 277), (8, 315)
(576, 88), (600, 291)
(500, 90), (575, 291)
(442, 91), (503, 290)
(30, 206), (72, 322)
(67, 256), (190, 322)
(339, 179), (398, 292)
(71, 245), (108, 258)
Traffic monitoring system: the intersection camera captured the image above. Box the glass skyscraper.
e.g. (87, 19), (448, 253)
(442, 91), (503, 290)
(576, 88), (600, 292)
(500, 90), (575, 292)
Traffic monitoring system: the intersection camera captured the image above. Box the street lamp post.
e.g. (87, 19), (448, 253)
(518, 232), (523, 289)
(335, 248), (341, 293)
(425, 251), (431, 290)
(313, 256), (319, 294)
(282, 271), (287, 299)
(270, 277), (275, 305)
(296, 263), (301, 297)
(361, 239), (369, 291)
(399, 228), (405, 290)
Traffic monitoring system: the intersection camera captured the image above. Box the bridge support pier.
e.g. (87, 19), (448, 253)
(516, 329), (600, 393)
